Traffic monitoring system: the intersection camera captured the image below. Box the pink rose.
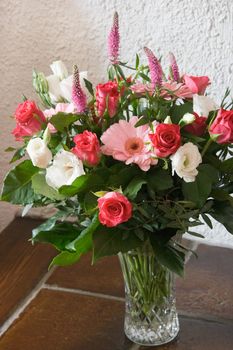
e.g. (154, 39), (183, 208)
(96, 81), (120, 118)
(12, 100), (46, 141)
(98, 192), (132, 227)
(183, 75), (210, 95)
(184, 113), (207, 136)
(149, 123), (181, 157)
(72, 130), (101, 166)
(209, 109), (233, 144)
(15, 100), (45, 124)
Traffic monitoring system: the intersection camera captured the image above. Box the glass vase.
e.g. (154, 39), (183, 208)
(118, 243), (179, 347)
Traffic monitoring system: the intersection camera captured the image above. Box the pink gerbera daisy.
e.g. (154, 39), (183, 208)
(101, 116), (158, 171)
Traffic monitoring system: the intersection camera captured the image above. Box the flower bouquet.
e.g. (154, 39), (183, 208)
(1, 12), (233, 347)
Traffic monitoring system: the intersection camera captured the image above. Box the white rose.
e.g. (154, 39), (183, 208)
(170, 142), (202, 183)
(50, 60), (68, 80)
(26, 138), (52, 169)
(46, 150), (85, 189)
(193, 94), (218, 116)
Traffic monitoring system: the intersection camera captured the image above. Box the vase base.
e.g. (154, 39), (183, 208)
(124, 315), (180, 347)
(125, 328), (179, 347)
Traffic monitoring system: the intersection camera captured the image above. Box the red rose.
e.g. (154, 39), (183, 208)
(97, 192), (132, 227)
(183, 75), (210, 95)
(12, 100), (46, 141)
(209, 108), (233, 144)
(149, 124), (181, 157)
(96, 81), (120, 118)
(184, 113), (207, 136)
(72, 131), (101, 166)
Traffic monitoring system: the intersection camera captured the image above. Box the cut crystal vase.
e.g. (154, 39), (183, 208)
(118, 243), (179, 346)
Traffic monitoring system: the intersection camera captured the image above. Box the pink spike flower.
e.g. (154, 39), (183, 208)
(144, 47), (163, 88)
(72, 65), (87, 113)
(169, 52), (180, 82)
(108, 12), (120, 64)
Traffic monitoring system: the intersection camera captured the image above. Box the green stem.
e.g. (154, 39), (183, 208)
(201, 138), (213, 157)
(119, 245), (172, 318)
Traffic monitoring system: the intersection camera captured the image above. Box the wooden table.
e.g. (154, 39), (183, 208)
(0, 218), (233, 349)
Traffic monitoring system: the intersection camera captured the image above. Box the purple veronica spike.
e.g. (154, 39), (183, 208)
(72, 65), (87, 113)
(108, 12), (120, 64)
(169, 52), (180, 82)
(144, 47), (163, 88)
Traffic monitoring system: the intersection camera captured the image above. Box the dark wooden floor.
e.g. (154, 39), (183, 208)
(0, 217), (233, 349)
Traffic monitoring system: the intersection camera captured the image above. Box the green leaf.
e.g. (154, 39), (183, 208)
(93, 227), (142, 263)
(32, 173), (65, 200)
(48, 214), (97, 267)
(1, 160), (39, 204)
(32, 212), (66, 239)
(5, 147), (16, 152)
(50, 250), (83, 267)
(115, 65), (126, 80)
(84, 192), (98, 214)
(108, 165), (140, 188)
(182, 164), (219, 208)
(10, 147), (26, 163)
(66, 213), (100, 252)
(59, 174), (90, 196)
(124, 177), (147, 200)
(147, 168), (173, 192)
(83, 78), (94, 96)
(49, 112), (81, 132)
(211, 189), (233, 206)
(210, 201), (233, 234)
(219, 157), (233, 173)
(150, 237), (185, 277)
(187, 231), (205, 238)
(201, 213), (213, 229)
(60, 169), (110, 197)
(170, 101), (193, 124)
(108, 65), (115, 81)
(135, 54), (140, 69)
(139, 72), (150, 82)
(32, 222), (80, 251)
(135, 116), (149, 127)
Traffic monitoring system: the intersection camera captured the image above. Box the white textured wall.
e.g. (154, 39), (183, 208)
(0, 0), (233, 246)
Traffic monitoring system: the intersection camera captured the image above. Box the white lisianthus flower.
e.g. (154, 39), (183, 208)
(47, 74), (63, 104)
(50, 60), (68, 80)
(26, 138), (52, 169)
(59, 75), (73, 102)
(60, 71), (88, 102)
(46, 150), (85, 189)
(46, 60), (88, 104)
(170, 142), (202, 183)
(193, 94), (218, 116)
